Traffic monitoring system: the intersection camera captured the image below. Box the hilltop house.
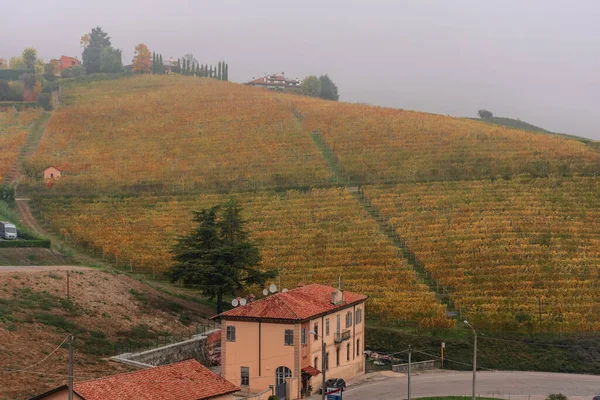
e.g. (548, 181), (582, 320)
(29, 359), (239, 400)
(212, 283), (367, 400)
(49, 56), (80, 75)
(245, 73), (300, 91)
(43, 166), (61, 180)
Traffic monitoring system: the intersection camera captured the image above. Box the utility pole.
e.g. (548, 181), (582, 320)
(66, 270), (70, 300)
(408, 345), (412, 400)
(321, 340), (326, 400)
(538, 295), (542, 334)
(464, 321), (477, 400)
(68, 334), (74, 400)
(441, 341), (445, 368)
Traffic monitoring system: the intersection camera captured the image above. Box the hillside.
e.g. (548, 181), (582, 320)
(0, 267), (213, 399)
(20, 75), (600, 337)
(0, 108), (40, 184)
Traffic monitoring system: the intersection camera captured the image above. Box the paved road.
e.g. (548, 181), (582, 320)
(337, 371), (600, 400)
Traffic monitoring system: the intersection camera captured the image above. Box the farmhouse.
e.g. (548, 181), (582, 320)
(213, 283), (367, 399)
(49, 56), (80, 75)
(29, 359), (239, 400)
(245, 73), (300, 91)
(43, 166), (61, 180)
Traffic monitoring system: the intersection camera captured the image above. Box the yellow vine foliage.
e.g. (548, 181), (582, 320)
(29, 76), (330, 194)
(38, 188), (453, 328)
(363, 177), (600, 333)
(290, 96), (600, 183)
(0, 108), (39, 183)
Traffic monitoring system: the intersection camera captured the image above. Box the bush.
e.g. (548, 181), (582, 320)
(546, 394), (568, 400)
(0, 80), (9, 100)
(7, 80), (24, 100)
(0, 101), (39, 110)
(0, 185), (15, 206)
(71, 65), (86, 77)
(268, 396), (278, 400)
(37, 93), (52, 110)
(42, 81), (59, 93)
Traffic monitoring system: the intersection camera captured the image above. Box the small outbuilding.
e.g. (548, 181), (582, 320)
(43, 166), (61, 180)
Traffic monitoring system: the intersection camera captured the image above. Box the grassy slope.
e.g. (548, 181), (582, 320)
(0, 268), (215, 400)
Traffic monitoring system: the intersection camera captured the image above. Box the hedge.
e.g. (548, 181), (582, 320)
(0, 101), (40, 110)
(0, 239), (51, 248)
(0, 69), (35, 81)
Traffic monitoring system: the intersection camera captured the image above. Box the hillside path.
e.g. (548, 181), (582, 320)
(15, 198), (44, 233)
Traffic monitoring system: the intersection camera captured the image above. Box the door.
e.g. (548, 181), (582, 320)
(275, 366), (291, 400)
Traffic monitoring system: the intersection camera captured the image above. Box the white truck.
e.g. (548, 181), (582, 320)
(0, 221), (18, 240)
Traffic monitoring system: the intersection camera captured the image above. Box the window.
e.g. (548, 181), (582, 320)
(301, 328), (307, 345)
(314, 357), (318, 369)
(325, 353), (329, 370)
(346, 311), (353, 328)
(336, 347), (340, 366)
(313, 323), (319, 340)
(347, 343), (350, 361)
(336, 315), (341, 333)
(325, 319), (330, 336)
(284, 329), (294, 346)
(356, 308), (362, 325)
(357, 339), (361, 356)
(276, 366), (292, 385)
(241, 367), (249, 386)
(226, 326), (236, 342)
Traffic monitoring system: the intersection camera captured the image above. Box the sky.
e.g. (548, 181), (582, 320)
(2, 0), (599, 140)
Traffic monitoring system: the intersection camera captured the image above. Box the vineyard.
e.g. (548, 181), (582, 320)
(363, 177), (600, 333)
(0, 108), (40, 184)
(291, 97), (600, 184)
(35, 188), (451, 328)
(22, 75), (600, 333)
(27, 75), (330, 194)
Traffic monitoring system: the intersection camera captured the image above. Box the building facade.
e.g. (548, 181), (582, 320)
(43, 166), (61, 180)
(214, 284), (367, 399)
(245, 73), (300, 91)
(49, 56), (80, 75)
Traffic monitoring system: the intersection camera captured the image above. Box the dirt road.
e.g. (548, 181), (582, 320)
(15, 198), (45, 233)
(0, 265), (90, 273)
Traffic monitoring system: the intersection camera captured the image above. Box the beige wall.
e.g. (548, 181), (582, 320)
(43, 167), (61, 180)
(306, 302), (366, 392)
(222, 320), (297, 397)
(31, 388), (84, 400)
(222, 301), (366, 399)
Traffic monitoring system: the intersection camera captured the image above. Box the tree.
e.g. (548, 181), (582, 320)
(82, 27), (112, 74)
(170, 199), (275, 314)
(101, 47), (122, 73)
(224, 63), (228, 81)
(159, 54), (163, 74)
(319, 74), (339, 101)
(300, 75), (321, 97)
(44, 63), (56, 81)
(478, 109), (493, 119)
(0, 80), (9, 100)
(0, 58), (7, 69)
(22, 48), (38, 70)
(218, 62), (222, 80)
(9, 56), (26, 70)
(132, 43), (151, 74)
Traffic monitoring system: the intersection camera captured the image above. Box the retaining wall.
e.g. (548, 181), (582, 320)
(392, 359), (439, 373)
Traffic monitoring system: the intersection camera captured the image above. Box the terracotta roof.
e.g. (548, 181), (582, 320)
(301, 366), (321, 376)
(214, 284), (367, 321)
(74, 360), (239, 400)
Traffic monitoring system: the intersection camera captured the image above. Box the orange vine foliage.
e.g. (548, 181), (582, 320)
(290, 96), (600, 184)
(30, 75), (330, 194)
(0, 108), (39, 183)
(38, 188), (453, 328)
(363, 177), (600, 333)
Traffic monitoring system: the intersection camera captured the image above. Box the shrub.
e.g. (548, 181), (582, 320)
(37, 93), (52, 110)
(71, 65), (86, 78)
(546, 394), (568, 400)
(268, 396), (278, 400)
(7, 80), (24, 100)
(42, 81), (59, 93)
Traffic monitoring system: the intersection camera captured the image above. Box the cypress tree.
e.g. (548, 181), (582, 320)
(159, 54), (163, 74)
(204, 64), (208, 78)
(177, 59), (181, 74)
(218, 62), (222, 80)
(209, 65), (213, 78)
(224, 63), (228, 81)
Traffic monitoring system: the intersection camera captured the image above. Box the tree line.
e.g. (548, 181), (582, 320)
(298, 74), (339, 101)
(151, 52), (228, 80)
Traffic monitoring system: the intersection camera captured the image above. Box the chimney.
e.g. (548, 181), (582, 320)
(330, 289), (345, 305)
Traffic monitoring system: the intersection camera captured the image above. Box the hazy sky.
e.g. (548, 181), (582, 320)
(3, 0), (599, 140)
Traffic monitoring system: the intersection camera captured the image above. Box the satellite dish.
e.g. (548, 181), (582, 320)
(262, 289), (269, 296)
(231, 298), (239, 307)
(269, 284), (278, 293)
(282, 288), (289, 293)
(240, 298), (247, 306)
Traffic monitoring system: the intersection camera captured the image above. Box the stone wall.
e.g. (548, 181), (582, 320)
(392, 359), (439, 373)
(111, 329), (221, 369)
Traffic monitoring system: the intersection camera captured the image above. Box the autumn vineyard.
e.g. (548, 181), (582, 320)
(5, 75), (600, 333)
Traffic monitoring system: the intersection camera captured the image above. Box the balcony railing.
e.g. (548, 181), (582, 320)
(334, 330), (351, 343)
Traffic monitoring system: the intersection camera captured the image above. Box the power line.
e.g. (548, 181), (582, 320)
(0, 335), (70, 374)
